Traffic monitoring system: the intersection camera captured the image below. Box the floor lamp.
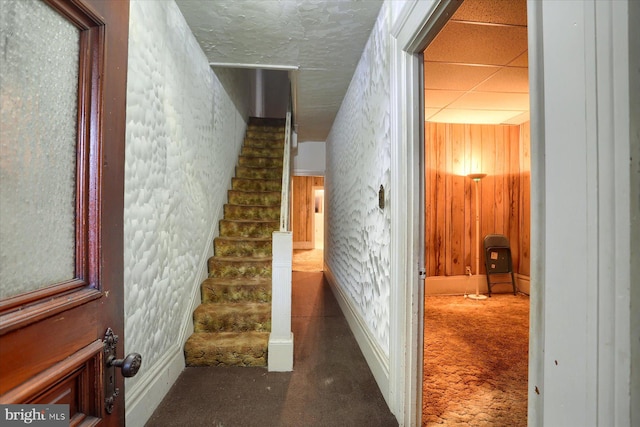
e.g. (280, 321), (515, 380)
(467, 173), (487, 300)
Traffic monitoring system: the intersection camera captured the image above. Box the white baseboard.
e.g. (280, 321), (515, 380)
(323, 264), (391, 407)
(125, 344), (184, 427)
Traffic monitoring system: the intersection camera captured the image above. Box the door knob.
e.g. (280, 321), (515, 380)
(103, 328), (143, 413)
(108, 352), (142, 377)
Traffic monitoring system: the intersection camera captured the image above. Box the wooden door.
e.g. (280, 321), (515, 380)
(0, 0), (131, 425)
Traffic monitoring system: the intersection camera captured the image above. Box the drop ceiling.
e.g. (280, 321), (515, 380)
(424, 0), (530, 125)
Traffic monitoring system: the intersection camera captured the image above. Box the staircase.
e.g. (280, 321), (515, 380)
(184, 117), (286, 367)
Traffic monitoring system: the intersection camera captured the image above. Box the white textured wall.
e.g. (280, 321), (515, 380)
(123, 0), (249, 400)
(325, 5), (391, 355)
(293, 141), (326, 175)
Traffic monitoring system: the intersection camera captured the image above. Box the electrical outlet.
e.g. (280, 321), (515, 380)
(465, 266), (471, 275)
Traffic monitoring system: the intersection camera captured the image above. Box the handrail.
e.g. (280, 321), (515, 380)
(279, 109), (292, 231)
(269, 97), (294, 372)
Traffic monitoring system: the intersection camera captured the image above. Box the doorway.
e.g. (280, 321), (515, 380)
(292, 175), (324, 271)
(421, 0), (530, 425)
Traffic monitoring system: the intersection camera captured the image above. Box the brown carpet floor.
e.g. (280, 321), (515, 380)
(423, 294), (529, 426)
(145, 271), (397, 427)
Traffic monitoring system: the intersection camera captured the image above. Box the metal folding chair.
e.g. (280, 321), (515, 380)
(483, 234), (517, 296)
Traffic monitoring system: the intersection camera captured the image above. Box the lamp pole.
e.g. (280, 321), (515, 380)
(467, 173), (487, 300)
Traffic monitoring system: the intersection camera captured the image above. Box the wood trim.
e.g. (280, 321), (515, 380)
(424, 122), (530, 277)
(1, 339), (104, 426)
(0, 0), (107, 331)
(0, 288), (102, 336)
(0, 339), (103, 403)
(0, 299), (101, 395)
(0, 279), (86, 312)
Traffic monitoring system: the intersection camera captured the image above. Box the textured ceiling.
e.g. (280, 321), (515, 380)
(175, 0), (384, 141)
(424, 0), (530, 125)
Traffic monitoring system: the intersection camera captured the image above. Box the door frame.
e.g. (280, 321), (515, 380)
(389, 0), (635, 425)
(389, 1), (540, 424)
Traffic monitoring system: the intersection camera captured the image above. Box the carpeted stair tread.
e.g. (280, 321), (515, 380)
(219, 219), (280, 238)
(235, 165), (282, 180)
(208, 256), (272, 278)
(232, 178), (282, 192)
(214, 236), (272, 258)
(243, 138), (285, 149)
(193, 302), (271, 333)
(245, 130), (285, 140)
(223, 204), (280, 221)
(227, 190), (281, 206)
(238, 156), (283, 168)
(249, 116), (286, 124)
(240, 146), (283, 158)
(201, 277), (271, 303)
(184, 117), (285, 368)
(185, 331), (269, 367)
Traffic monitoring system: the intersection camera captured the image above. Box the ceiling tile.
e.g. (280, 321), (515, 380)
(474, 67), (529, 92)
(449, 92), (529, 110)
(424, 21), (528, 66)
(428, 108), (526, 125)
(508, 51), (529, 67)
(502, 111), (530, 125)
(452, 0), (528, 26)
(424, 90), (465, 108)
(425, 108), (441, 121)
(424, 63), (500, 91)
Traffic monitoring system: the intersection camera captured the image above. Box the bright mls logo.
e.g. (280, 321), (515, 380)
(1, 405), (68, 426)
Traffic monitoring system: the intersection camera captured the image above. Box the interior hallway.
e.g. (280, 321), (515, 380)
(145, 270), (397, 427)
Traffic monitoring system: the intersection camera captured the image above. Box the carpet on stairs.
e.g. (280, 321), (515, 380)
(184, 117), (286, 367)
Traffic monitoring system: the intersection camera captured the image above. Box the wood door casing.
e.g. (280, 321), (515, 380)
(0, 0), (130, 425)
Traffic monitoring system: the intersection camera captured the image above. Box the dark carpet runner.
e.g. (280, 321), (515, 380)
(184, 117), (286, 367)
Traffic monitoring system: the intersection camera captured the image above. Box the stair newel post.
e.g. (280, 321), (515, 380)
(268, 110), (294, 372)
(269, 231), (294, 371)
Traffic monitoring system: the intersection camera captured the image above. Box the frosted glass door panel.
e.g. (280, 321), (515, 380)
(0, 0), (81, 299)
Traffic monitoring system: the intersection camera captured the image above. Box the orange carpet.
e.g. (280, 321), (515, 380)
(423, 294), (529, 426)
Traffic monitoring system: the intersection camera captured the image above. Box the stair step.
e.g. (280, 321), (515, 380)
(184, 331), (269, 367)
(219, 219), (279, 238)
(201, 277), (271, 303)
(245, 129), (285, 140)
(214, 236), (272, 257)
(240, 146), (283, 158)
(228, 190), (281, 206)
(223, 204), (280, 221)
(193, 302), (271, 333)
(232, 178), (281, 192)
(248, 117), (286, 127)
(235, 166), (282, 180)
(208, 256), (272, 278)
(244, 137), (285, 149)
(238, 156), (283, 168)
(184, 118), (286, 368)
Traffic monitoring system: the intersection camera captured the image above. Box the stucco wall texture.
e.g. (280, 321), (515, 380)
(123, 0), (250, 392)
(325, 5), (391, 355)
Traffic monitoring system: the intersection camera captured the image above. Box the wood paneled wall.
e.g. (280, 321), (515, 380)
(425, 122), (530, 277)
(292, 175), (324, 247)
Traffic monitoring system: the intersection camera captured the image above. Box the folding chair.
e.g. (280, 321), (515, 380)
(483, 234), (517, 296)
